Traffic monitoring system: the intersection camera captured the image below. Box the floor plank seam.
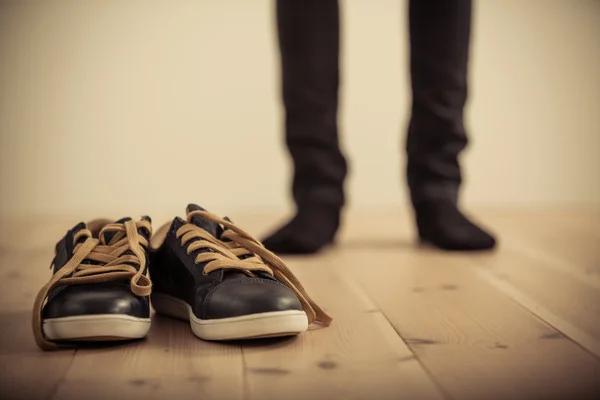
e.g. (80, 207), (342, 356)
(341, 277), (380, 312)
(241, 344), (249, 400)
(340, 276), (453, 400)
(46, 349), (77, 400)
(376, 309), (454, 400)
(477, 268), (600, 361)
(504, 241), (600, 290)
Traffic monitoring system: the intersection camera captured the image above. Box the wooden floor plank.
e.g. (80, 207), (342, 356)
(485, 209), (600, 278)
(52, 314), (245, 400)
(0, 352), (74, 400)
(473, 209), (600, 356)
(473, 248), (600, 356)
(0, 245), (76, 400)
(478, 267), (600, 359)
(342, 248), (600, 400)
(0, 309), (44, 355)
(242, 259), (445, 400)
(273, 254), (379, 316)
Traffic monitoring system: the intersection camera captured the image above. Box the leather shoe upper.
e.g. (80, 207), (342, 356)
(43, 283), (150, 319)
(41, 217), (152, 320)
(203, 278), (302, 320)
(149, 205), (305, 321)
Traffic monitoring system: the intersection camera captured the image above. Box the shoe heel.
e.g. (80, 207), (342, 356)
(151, 293), (190, 321)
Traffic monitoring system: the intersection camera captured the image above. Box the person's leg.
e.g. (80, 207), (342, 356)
(406, 0), (496, 251)
(262, 0), (346, 254)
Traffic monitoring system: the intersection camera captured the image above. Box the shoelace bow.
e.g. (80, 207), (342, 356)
(32, 219), (152, 350)
(177, 210), (332, 326)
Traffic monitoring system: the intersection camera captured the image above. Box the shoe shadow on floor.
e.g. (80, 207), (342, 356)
(222, 335), (297, 349)
(147, 314), (300, 351)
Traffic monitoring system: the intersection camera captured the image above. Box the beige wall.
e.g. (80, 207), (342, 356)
(1, 0), (599, 219)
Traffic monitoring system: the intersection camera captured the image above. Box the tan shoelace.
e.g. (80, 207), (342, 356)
(32, 219), (152, 351)
(176, 210), (332, 326)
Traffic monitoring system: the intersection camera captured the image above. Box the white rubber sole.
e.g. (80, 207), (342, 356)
(151, 292), (309, 340)
(43, 314), (151, 341)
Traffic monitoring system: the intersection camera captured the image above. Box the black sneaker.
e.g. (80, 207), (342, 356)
(149, 204), (332, 340)
(32, 217), (153, 351)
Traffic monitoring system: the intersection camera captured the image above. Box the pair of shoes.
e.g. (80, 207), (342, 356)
(32, 204), (332, 351)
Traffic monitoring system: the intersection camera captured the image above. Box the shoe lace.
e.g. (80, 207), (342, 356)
(177, 210), (332, 327)
(32, 219), (152, 351)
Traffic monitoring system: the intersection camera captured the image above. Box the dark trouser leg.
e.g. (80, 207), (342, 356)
(262, 0), (344, 254)
(406, 0), (496, 251)
(406, 0), (471, 206)
(277, 0), (347, 211)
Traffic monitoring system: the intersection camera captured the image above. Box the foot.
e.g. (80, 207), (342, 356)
(415, 200), (496, 251)
(262, 206), (340, 255)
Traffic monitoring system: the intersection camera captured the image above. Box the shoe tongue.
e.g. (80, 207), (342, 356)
(70, 222), (88, 245)
(186, 204), (221, 238)
(101, 217), (132, 243)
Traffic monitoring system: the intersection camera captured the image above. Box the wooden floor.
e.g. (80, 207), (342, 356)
(1, 208), (599, 400)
